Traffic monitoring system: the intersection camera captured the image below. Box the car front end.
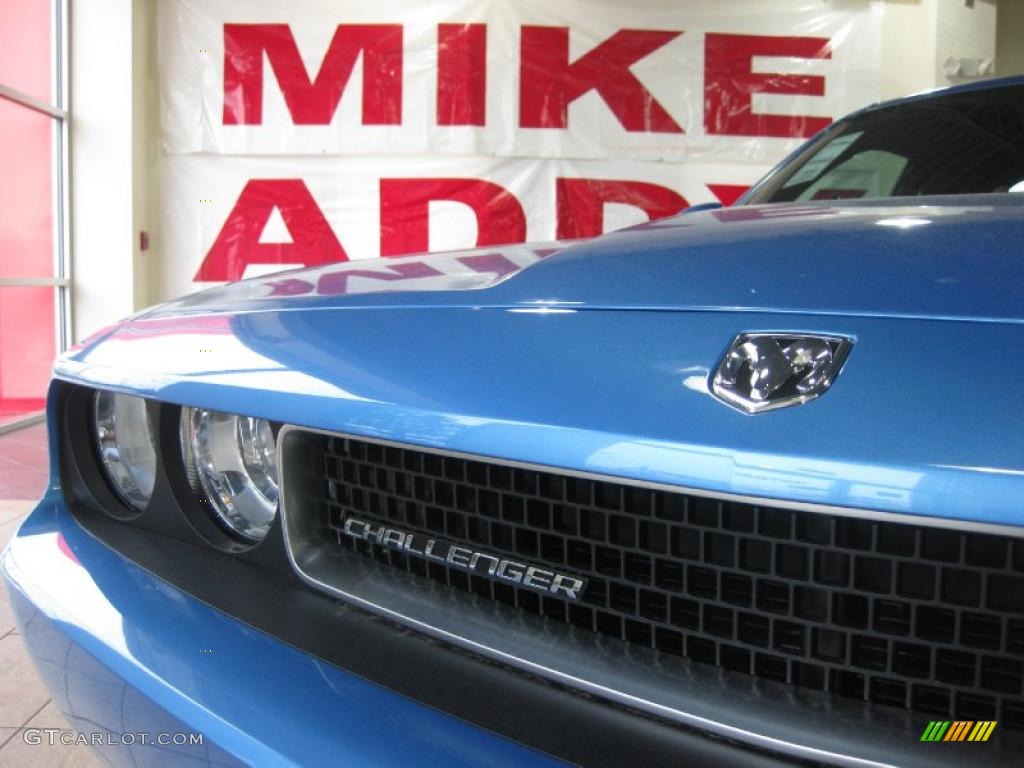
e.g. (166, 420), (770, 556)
(5, 188), (1024, 766)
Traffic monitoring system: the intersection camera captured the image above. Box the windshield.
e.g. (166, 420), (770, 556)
(746, 85), (1024, 203)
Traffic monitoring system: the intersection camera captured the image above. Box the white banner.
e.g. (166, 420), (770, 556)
(160, 154), (764, 296)
(156, 0), (882, 298)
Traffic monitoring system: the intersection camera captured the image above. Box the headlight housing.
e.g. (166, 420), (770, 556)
(180, 407), (279, 543)
(93, 391), (157, 513)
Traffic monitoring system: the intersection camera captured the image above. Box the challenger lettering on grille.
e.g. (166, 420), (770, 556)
(341, 517), (588, 600)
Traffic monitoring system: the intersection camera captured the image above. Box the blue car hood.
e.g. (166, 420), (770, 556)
(57, 194), (1024, 528)
(151, 194), (1024, 324)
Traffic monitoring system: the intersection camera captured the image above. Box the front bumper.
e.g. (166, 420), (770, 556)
(4, 495), (802, 768)
(1, 495), (563, 767)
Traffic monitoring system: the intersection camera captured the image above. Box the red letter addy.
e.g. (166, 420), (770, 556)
(556, 179), (687, 239)
(196, 179), (347, 282)
(380, 179), (527, 257)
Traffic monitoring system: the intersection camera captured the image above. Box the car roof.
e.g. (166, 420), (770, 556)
(735, 75), (1024, 206)
(853, 74), (1024, 118)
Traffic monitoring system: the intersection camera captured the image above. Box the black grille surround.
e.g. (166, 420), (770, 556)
(322, 436), (1024, 730)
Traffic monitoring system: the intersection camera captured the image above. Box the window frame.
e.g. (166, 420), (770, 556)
(0, 0), (71, 388)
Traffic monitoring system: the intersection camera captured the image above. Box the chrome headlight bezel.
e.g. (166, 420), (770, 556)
(180, 406), (280, 544)
(92, 390), (158, 515)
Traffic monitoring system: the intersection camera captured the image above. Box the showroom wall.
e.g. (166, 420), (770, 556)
(997, 0), (1024, 76)
(70, 0), (156, 340)
(69, 0), (1007, 342)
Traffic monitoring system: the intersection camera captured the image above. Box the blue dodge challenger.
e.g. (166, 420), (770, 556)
(4, 77), (1024, 767)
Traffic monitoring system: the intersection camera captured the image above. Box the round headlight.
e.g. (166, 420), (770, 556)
(94, 391), (157, 512)
(180, 407), (279, 543)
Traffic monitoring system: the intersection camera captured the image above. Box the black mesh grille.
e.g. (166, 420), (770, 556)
(321, 436), (1024, 729)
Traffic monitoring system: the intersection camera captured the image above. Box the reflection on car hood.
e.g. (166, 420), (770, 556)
(152, 194), (1024, 324)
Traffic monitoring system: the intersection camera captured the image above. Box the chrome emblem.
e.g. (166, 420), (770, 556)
(340, 517), (588, 600)
(711, 333), (852, 414)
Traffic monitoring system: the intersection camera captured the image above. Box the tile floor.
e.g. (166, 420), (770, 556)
(0, 423), (102, 767)
(0, 402), (45, 428)
(0, 424), (49, 502)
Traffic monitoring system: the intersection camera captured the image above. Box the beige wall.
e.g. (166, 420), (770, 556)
(70, 0), (135, 341)
(132, 0), (159, 316)
(70, 0), (158, 342)
(881, 0), (939, 100)
(880, 0), (1000, 99)
(997, 0), (1024, 75)
(936, 0), (997, 82)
